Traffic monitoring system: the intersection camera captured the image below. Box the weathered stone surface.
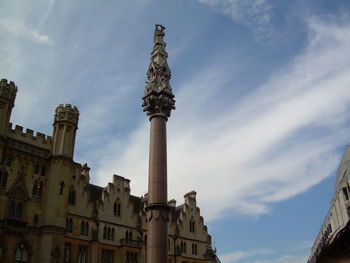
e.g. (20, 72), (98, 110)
(142, 25), (175, 119)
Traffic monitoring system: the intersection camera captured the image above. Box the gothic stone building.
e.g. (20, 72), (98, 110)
(0, 78), (217, 263)
(308, 147), (350, 263)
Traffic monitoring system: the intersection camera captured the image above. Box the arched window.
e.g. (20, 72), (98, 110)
(32, 180), (43, 197)
(125, 231), (129, 240)
(85, 222), (89, 235)
(15, 203), (23, 218)
(107, 227), (111, 240)
(181, 242), (184, 253)
(129, 231), (132, 240)
(184, 242), (187, 254)
(0, 171), (8, 188)
(113, 202), (121, 216)
(34, 164), (40, 175)
(64, 243), (71, 263)
(60, 181), (65, 195)
(8, 200), (15, 217)
(15, 243), (28, 263)
(78, 246), (87, 263)
(66, 218), (73, 233)
(111, 228), (115, 241)
(190, 219), (195, 233)
(103, 226), (107, 239)
(68, 187), (76, 205)
(80, 221), (85, 235)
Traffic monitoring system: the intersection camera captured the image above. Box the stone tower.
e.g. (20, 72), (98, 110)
(142, 25), (175, 263)
(0, 79), (17, 137)
(40, 104), (79, 261)
(52, 104), (79, 159)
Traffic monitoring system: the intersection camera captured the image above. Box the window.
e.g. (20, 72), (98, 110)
(0, 171), (8, 188)
(34, 164), (40, 175)
(189, 219), (195, 233)
(68, 187), (76, 205)
(3, 155), (12, 167)
(114, 202), (121, 216)
(15, 202), (23, 218)
(60, 181), (65, 195)
(8, 201), (15, 217)
(101, 249), (114, 263)
(33, 215), (38, 225)
(111, 228), (115, 241)
(15, 244), (28, 263)
(64, 243), (71, 263)
(78, 246), (87, 263)
(103, 226), (114, 240)
(103, 226), (107, 239)
(126, 252), (138, 263)
(107, 227), (111, 240)
(32, 180), (43, 197)
(181, 241), (187, 253)
(66, 218), (73, 233)
(80, 221), (89, 236)
(51, 247), (60, 263)
(191, 243), (198, 255)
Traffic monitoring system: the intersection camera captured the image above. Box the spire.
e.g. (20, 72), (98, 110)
(142, 24), (175, 120)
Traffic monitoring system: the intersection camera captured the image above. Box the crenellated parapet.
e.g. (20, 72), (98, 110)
(0, 79), (18, 136)
(54, 104), (79, 126)
(8, 123), (53, 145)
(0, 79), (17, 103)
(142, 25), (175, 120)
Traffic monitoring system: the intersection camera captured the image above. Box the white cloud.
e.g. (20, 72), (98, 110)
(195, 0), (274, 41)
(0, 19), (53, 45)
(94, 17), (350, 221)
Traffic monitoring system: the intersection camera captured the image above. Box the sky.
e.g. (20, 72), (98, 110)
(1, 0), (350, 262)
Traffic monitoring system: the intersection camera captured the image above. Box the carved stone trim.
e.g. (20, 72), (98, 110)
(145, 203), (170, 222)
(142, 25), (175, 119)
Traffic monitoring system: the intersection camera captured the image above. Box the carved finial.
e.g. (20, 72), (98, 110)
(142, 25), (175, 120)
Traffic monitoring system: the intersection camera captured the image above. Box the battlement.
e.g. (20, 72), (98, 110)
(8, 123), (53, 146)
(0, 78), (17, 101)
(54, 104), (79, 125)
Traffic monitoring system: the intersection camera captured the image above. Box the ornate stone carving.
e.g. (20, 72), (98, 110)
(0, 79), (17, 103)
(145, 203), (169, 222)
(142, 25), (175, 119)
(54, 104), (79, 125)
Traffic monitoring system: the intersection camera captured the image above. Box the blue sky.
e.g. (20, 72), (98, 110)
(1, 0), (350, 262)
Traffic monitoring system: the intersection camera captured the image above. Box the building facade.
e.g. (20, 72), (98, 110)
(0, 78), (217, 263)
(308, 147), (350, 262)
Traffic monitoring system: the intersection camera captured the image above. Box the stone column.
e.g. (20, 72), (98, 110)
(142, 24), (176, 263)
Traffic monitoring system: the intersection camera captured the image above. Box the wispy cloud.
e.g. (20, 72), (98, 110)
(0, 19), (53, 45)
(94, 16), (350, 221)
(195, 0), (274, 42)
